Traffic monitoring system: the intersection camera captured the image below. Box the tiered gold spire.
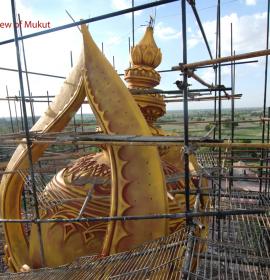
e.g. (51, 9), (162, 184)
(124, 24), (166, 126)
(125, 26), (162, 88)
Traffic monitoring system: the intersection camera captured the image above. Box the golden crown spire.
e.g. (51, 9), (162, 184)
(124, 22), (165, 125)
(124, 23), (162, 89)
(130, 26), (162, 69)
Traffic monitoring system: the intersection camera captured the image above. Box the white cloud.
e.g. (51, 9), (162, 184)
(0, 0), (83, 117)
(111, 0), (142, 17)
(0, 1), (131, 118)
(102, 33), (123, 63)
(112, 0), (130, 10)
(245, 0), (257, 6)
(200, 68), (215, 84)
(187, 27), (201, 49)
(187, 37), (200, 49)
(155, 22), (180, 40)
(188, 12), (268, 56)
(199, 65), (235, 86)
(106, 33), (122, 46)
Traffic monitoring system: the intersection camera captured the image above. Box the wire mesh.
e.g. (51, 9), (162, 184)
(0, 0), (270, 279)
(0, 205), (269, 279)
(0, 224), (6, 273)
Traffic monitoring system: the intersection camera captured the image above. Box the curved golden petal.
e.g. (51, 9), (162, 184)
(130, 45), (142, 65)
(81, 24), (168, 255)
(152, 49), (162, 68)
(142, 46), (156, 67)
(0, 53), (86, 271)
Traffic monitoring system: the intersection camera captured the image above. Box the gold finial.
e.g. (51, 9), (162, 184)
(130, 25), (162, 69)
(124, 21), (162, 89)
(124, 21), (165, 124)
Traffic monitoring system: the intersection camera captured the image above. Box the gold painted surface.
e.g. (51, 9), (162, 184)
(81, 24), (168, 255)
(0, 52), (86, 271)
(0, 23), (209, 273)
(29, 153), (111, 268)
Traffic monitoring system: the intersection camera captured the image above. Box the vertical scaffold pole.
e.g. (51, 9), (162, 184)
(13, 98), (20, 132)
(18, 13), (36, 126)
(229, 22), (235, 193)
(10, 0), (45, 267)
(260, 0), (270, 193)
(132, 0), (135, 47)
(5, 86), (14, 133)
(216, 0), (222, 241)
(181, 0), (190, 221)
(70, 50), (78, 135)
(266, 107), (270, 193)
(18, 91), (24, 131)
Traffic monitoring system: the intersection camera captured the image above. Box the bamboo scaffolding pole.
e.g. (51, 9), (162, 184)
(0, 134), (207, 142)
(0, 137), (267, 149)
(0, 130), (100, 140)
(172, 49), (270, 70)
(0, 209), (266, 224)
(0, 134), (218, 146)
(3, 135), (270, 149)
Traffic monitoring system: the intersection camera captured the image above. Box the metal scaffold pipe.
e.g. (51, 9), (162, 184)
(0, 208), (266, 224)
(0, 0), (179, 46)
(4, 135), (270, 149)
(180, 0), (190, 218)
(172, 49), (270, 70)
(10, 0), (45, 267)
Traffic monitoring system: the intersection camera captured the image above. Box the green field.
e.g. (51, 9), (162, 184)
(0, 107), (267, 175)
(0, 107), (265, 141)
(157, 108), (264, 141)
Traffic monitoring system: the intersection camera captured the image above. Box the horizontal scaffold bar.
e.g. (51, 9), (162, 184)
(164, 94), (242, 102)
(0, 209), (267, 224)
(0, 0), (178, 46)
(0, 134), (219, 144)
(2, 134), (270, 149)
(0, 88), (233, 101)
(172, 49), (270, 70)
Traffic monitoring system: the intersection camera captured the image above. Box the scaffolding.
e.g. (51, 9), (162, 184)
(0, 0), (269, 279)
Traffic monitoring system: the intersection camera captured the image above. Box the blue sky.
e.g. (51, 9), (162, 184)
(0, 0), (269, 117)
